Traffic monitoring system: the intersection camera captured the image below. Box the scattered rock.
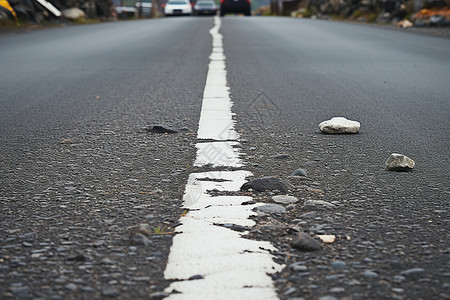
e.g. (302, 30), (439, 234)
(272, 195), (299, 204)
(319, 117), (360, 134)
(19, 232), (37, 241)
(400, 268), (425, 278)
(290, 262), (308, 272)
(284, 287), (298, 296)
(300, 211), (317, 218)
(146, 125), (179, 134)
(101, 258), (114, 264)
(303, 200), (336, 209)
(240, 177), (288, 193)
(315, 234), (336, 244)
(255, 204), (287, 214)
(65, 283), (78, 291)
(363, 270), (379, 279)
(290, 232), (321, 251)
(129, 224), (153, 237)
(393, 275), (406, 283)
(331, 261), (347, 269)
(385, 153), (415, 171)
(60, 138), (75, 144)
(291, 168), (307, 176)
(131, 234), (152, 247)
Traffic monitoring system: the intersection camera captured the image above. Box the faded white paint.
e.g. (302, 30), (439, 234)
(194, 141), (243, 167)
(163, 16), (283, 300)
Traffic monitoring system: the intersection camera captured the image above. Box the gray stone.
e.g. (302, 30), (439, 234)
(65, 283), (77, 291)
(303, 200), (336, 209)
(255, 204), (287, 214)
(325, 274), (343, 280)
(130, 224), (153, 237)
(101, 258), (114, 264)
(131, 234), (152, 247)
(290, 262), (308, 272)
(290, 232), (321, 251)
(319, 117), (360, 134)
(146, 125), (179, 134)
(400, 268), (425, 278)
(284, 287), (298, 296)
(241, 177), (288, 193)
(291, 168), (307, 176)
(393, 275), (406, 283)
(363, 270), (379, 279)
(331, 261), (347, 269)
(18, 232), (37, 241)
(300, 211), (317, 218)
(272, 195), (299, 205)
(385, 153), (415, 171)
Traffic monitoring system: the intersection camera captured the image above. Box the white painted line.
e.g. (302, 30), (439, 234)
(163, 16), (284, 300)
(194, 142), (243, 167)
(182, 170), (251, 208)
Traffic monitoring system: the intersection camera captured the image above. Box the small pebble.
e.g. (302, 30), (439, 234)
(363, 270), (379, 279)
(291, 168), (307, 176)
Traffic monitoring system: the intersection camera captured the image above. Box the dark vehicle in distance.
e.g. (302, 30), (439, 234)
(220, 0), (250, 16)
(193, 0), (218, 15)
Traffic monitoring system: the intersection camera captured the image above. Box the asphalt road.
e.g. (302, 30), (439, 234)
(1, 16), (449, 300)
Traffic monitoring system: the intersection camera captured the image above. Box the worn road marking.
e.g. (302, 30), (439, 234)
(163, 16), (284, 300)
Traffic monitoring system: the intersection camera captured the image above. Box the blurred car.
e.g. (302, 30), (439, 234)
(163, 0), (192, 16)
(135, 0), (152, 17)
(220, 0), (250, 16)
(193, 0), (218, 15)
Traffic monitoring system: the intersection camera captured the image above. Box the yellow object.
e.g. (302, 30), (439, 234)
(0, 0), (17, 22)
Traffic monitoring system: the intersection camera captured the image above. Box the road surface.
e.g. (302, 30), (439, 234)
(1, 16), (449, 300)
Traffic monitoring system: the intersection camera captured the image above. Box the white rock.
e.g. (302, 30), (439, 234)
(385, 153), (415, 171)
(63, 8), (85, 20)
(319, 117), (360, 134)
(315, 235), (336, 244)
